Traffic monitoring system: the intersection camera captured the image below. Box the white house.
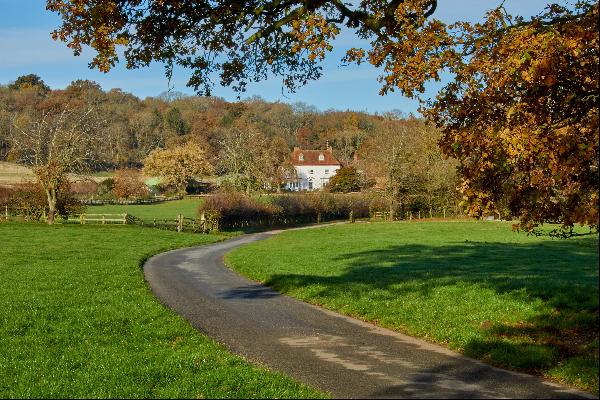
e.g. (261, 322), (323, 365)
(286, 146), (342, 191)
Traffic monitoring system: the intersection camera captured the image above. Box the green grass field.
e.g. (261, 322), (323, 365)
(226, 221), (599, 393)
(0, 223), (325, 398)
(87, 198), (203, 221)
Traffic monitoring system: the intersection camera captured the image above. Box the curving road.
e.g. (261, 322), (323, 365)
(144, 230), (596, 399)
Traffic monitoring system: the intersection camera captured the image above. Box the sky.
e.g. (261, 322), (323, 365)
(0, 0), (552, 114)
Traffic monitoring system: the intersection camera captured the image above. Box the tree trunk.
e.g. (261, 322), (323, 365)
(45, 187), (57, 225)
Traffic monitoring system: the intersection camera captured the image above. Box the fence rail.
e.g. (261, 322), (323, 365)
(66, 213), (129, 225)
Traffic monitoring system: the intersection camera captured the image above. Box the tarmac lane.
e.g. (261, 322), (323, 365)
(144, 232), (597, 399)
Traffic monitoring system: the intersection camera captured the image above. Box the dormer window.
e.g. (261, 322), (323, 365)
(318, 153), (325, 161)
(299, 153), (304, 161)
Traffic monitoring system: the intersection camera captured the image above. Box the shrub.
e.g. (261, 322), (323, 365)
(96, 178), (115, 196)
(112, 169), (149, 199)
(4, 183), (47, 219)
(70, 179), (99, 198)
(0, 186), (12, 207)
(199, 191), (279, 224)
(0, 181), (84, 220)
(328, 166), (361, 193)
(199, 191), (371, 230)
(369, 195), (392, 214)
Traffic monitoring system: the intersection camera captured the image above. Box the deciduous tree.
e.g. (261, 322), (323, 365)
(9, 98), (104, 224)
(143, 142), (213, 194)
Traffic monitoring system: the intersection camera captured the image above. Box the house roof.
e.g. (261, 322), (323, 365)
(290, 147), (341, 166)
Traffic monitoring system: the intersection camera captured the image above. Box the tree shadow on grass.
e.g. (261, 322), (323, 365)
(263, 237), (599, 388)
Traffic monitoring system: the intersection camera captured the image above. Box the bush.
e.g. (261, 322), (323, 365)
(96, 178), (115, 196)
(199, 191), (371, 230)
(112, 169), (149, 199)
(70, 179), (99, 198)
(0, 182), (84, 220)
(0, 186), (12, 207)
(368, 195), (392, 214)
(199, 191), (279, 224)
(328, 166), (361, 193)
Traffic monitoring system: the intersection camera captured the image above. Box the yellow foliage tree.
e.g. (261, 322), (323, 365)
(143, 142), (213, 194)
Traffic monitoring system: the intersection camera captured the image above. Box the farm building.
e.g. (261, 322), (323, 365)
(286, 147), (341, 191)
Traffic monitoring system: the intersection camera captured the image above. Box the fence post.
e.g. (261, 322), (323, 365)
(418, 210), (421, 220)
(80, 214), (83, 225)
(123, 214), (127, 225)
(349, 210), (354, 223)
(102, 215), (106, 225)
(200, 212), (206, 233)
(317, 212), (322, 224)
(390, 210), (394, 221)
(177, 214), (183, 232)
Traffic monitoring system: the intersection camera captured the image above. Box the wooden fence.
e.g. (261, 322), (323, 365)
(128, 214), (212, 233)
(66, 213), (130, 225)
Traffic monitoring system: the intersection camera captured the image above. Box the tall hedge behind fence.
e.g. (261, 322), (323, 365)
(198, 192), (371, 231)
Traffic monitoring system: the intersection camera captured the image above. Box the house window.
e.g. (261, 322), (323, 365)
(299, 153), (304, 161)
(319, 153), (325, 161)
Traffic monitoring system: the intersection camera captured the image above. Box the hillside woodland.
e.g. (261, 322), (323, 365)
(0, 75), (460, 219)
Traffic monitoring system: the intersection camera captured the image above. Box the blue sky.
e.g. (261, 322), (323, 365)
(0, 0), (551, 113)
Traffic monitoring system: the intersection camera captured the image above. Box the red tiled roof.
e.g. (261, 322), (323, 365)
(290, 147), (341, 166)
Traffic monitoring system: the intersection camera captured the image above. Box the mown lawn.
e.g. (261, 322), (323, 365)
(87, 198), (203, 221)
(225, 221), (599, 394)
(0, 223), (325, 398)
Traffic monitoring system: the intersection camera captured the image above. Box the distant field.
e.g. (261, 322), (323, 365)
(0, 223), (325, 398)
(226, 221), (599, 394)
(0, 161), (35, 184)
(0, 162), (110, 185)
(87, 198), (204, 220)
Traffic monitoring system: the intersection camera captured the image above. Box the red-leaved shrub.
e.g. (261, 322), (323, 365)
(112, 169), (149, 199)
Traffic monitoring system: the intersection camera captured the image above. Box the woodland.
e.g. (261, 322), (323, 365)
(0, 75), (459, 221)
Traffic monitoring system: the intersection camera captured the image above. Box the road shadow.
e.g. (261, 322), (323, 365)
(218, 284), (281, 299)
(366, 360), (592, 399)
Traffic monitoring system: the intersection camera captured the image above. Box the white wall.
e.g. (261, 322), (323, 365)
(286, 165), (341, 191)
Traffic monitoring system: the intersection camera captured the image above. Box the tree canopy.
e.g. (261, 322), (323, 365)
(143, 142), (213, 193)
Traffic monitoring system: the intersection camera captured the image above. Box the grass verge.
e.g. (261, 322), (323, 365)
(0, 223), (326, 398)
(225, 221), (599, 394)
